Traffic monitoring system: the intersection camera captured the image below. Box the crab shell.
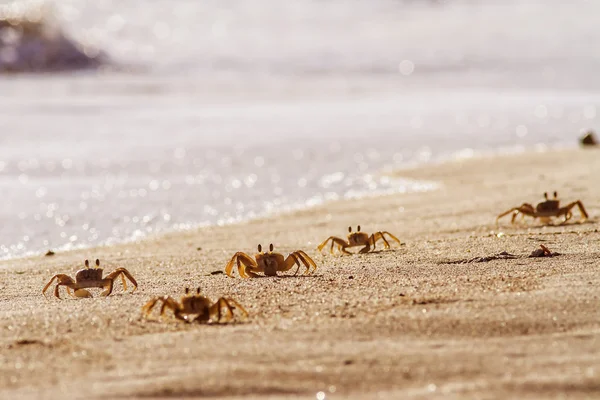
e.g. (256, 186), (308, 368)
(255, 253), (287, 276)
(75, 268), (104, 282)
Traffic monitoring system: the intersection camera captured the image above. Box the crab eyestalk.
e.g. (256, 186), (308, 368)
(196, 287), (201, 294)
(85, 259), (90, 268)
(348, 226), (352, 233)
(269, 243), (274, 252)
(258, 244), (262, 253)
(185, 287), (190, 295)
(553, 191), (558, 199)
(95, 259), (100, 268)
(357, 225), (361, 232)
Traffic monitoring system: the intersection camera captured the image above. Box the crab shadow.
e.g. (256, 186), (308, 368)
(141, 317), (251, 326)
(500, 218), (597, 230)
(250, 273), (324, 279)
(363, 249), (402, 255)
(319, 249), (402, 257)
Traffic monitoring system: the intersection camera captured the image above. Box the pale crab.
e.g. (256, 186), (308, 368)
(42, 259), (138, 299)
(317, 225), (402, 255)
(142, 287), (248, 323)
(224, 243), (317, 278)
(496, 191), (589, 225)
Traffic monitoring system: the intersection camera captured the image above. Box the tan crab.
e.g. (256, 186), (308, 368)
(142, 287), (248, 323)
(42, 259), (138, 299)
(496, 191), (589, 225)
(224, 243), (317, 278)
(317, 225), (401, 255)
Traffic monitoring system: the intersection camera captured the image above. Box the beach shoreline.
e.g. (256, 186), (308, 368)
(1, 147), (599, 399)
(0, 143), (580, 263)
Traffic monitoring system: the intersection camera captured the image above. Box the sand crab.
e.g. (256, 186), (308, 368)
(224, 243), (317, 278)
(317, 225), (401, 255)
(496, 191), (589, 225)
(142, 287), (248, 323)
(42, 259), (138, 299)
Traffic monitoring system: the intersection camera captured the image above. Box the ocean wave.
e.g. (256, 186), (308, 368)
(0, 1), (107, 73)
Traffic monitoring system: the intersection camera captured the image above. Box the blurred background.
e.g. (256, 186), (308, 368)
(1, 0), (599, 258)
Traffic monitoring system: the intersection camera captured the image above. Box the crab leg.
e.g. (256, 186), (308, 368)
(142, 296), (183, 320)
(52, 281), (79, 299)
(159, 297), (182, 318)
(211, 297), (249, 323)
(280, 253), (302, 275)
(42, 275), (60, 298)
(277, 250), (316, 275)
(496, 208), (522, 225)
(225, 252), (257, 278)
(562, 200), (589, 222)
(370, 232), (390, 250)
(141, 296), (161, 317)
(209, 298), (234, 323)
(511, 211), (523, 224)
(118, 273), (127, 291)
(105, 268), (138, 293)
(294, 250), (318, 275)
(241, 261), (262, 278)
(375, 233), (391, 249)
(223, 298), (249, 319)
(330, 239), (350, 254)
(576, 200), (589, 220)
(496, 205), (536, 225)
(42, 274), (74, 299)
(380, 231), (401, 246)
(291, 252), (307, 275)
(317, 237), (350, 255)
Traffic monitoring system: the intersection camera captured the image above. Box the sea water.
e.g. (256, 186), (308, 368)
(0, 0), (599, 258)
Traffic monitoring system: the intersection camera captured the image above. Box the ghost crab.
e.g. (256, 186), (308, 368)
(142, 287), (248, 323)
(317, 225), (401, 255)
(225, 244), (317, 278)
(42, 259), (138, 299)
(496, 191), (589, 226)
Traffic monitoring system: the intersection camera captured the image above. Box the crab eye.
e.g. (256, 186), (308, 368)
(348, 226), (352, 233)
(357, 225), (361, 232)
(95, 259), (100, 266)
(269, 243), (274, 252)
(554, 191), (558, 198)
(544, 192), (548, 199)
(185, 287), (190, 294)
(258, 244), (262, 253)
(84, 259), (89, 267)
(196, 287), (201, 294)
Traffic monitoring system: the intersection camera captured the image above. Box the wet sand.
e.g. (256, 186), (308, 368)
(1, 148), (599, 399)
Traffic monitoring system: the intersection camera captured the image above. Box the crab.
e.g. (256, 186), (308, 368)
(496, 191), (589, 225)
(317, 225), (402, 255)
(224, 243), (317, 278)
(42, 259), (138, 299)
(141, 287), (248, 323)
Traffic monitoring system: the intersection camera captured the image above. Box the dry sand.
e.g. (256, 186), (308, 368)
(1, 148), (599, 399)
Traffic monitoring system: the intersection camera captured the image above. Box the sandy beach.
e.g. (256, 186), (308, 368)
(1, 147), (599, 399)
